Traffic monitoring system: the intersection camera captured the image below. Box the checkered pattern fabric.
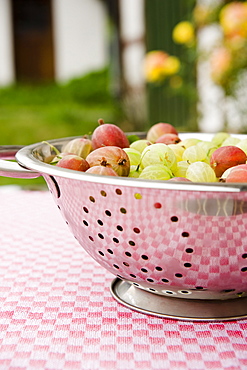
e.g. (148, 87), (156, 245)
(0, 186), (246, 370)
(43, 175), (247, 300)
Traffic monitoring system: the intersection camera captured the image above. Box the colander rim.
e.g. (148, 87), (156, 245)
(15, 132), (247, 193)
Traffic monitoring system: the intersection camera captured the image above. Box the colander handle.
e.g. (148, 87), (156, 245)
(0, 145), (40, 179)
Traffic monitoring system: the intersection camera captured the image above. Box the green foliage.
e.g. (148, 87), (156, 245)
(145, 0), (198, 130)
(64, 69), (114, 105)
(0, 68), (126, 144)
(0, 68), (126, 187)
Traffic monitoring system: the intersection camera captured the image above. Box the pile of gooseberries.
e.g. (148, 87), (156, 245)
(46, 119), (247, 183)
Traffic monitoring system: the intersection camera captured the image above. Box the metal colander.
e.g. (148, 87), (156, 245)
(1, 132), (247, 321)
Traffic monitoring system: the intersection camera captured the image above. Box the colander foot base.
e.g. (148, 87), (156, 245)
(110, 278), (247, 321)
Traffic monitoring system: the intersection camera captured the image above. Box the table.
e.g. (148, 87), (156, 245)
(0, 186), (246, 370)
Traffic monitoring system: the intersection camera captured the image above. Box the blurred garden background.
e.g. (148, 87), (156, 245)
(1, 0), (247, 187)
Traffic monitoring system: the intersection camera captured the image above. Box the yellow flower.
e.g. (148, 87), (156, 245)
(143, 51), (180, 83)
(172, 21), (195, 45)
(163, 56), (181, 75)
(146, 67), (165, 83)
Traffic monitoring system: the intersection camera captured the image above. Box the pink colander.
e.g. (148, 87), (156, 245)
(1, 132), (247, 321)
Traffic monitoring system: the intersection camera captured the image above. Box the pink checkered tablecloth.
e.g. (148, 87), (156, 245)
(0, 187), (246, 370)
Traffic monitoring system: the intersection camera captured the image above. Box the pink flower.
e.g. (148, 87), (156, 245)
(210, 47), (232, 85)
(143, 51), (180, 83)
(220, 2), (247, 39)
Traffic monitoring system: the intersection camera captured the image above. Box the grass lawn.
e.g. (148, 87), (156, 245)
(0, 69), (128, 187)
(0, 68), (194, 188)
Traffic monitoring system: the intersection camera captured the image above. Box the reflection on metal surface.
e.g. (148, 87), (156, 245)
(181, 198), (247, 216)
(111, 278), (247, 321)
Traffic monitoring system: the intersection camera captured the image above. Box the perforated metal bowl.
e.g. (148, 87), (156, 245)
(1, 132), (247, 321)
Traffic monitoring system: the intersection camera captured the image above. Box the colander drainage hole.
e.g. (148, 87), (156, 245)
(49, 176), (60, 198)
(141, 255), (148, 260)
(184, 263), (192, 268)
(241, 267), (247, 272)
(97, 219), (103, 226)
(117, 225), (123, 231)
(185, 248), (194, 254)
(113, 238), (119, 243)
(105, 210), (111, 217)
(141, 268), (148, 273)
(107, 249), (113, 254)
(242, 253), (247, 259)
(170, 216), (178, 222)
(163, 290), (176, 295)
(154, 202), (162, 209)
(221, 289), (235, 293)
(161, 278), (169, 283)
(83, 207), (89, 213)
(89, 196), (95, 203)
(237, 292), (244, 296)
(83, 220), (88, 226)
(182, 232), (190, 237)
(179, 290), (191, 295)
(155, 266), (163, 271)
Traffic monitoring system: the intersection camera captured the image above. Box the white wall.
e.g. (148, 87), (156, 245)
(197, 24), (225, 133)
(0, 0), (144, 87)
(0, 0), (15, 86)
(52, 0), (108, 82)
(119, 0), (145, 87)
